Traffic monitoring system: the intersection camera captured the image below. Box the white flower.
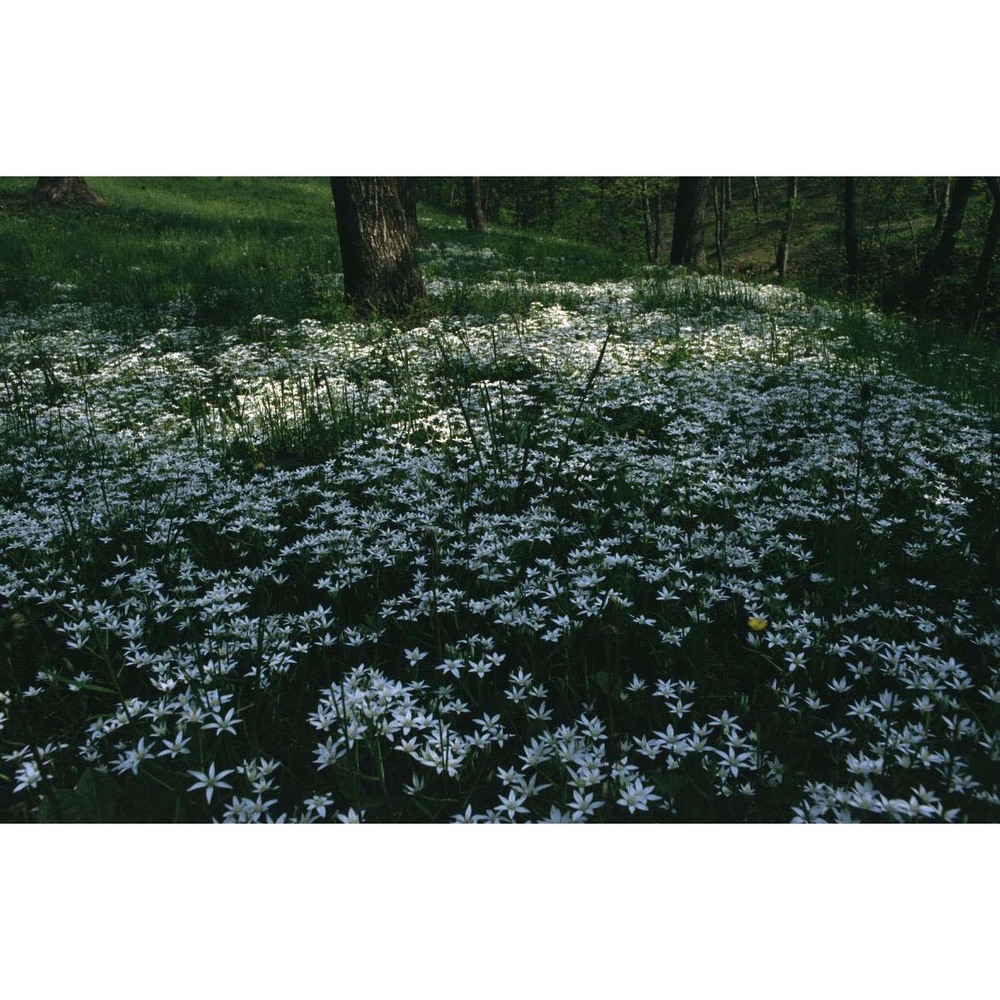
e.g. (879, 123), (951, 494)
(570, 790), (604, 821)
(13, 760), (42, 794)
(187, 762), (235, 804)
(616, 778), (661, 814)
(305, 794), (334, 818)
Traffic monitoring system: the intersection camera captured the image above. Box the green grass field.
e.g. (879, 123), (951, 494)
(1, 178), (998, 822)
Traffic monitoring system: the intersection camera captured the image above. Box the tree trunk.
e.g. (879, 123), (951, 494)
(463, 177), (487, 232)
(844, 177), (861, 294)
(774, 177), (797, 281)
(653, 187), (663, 265)
(967, 177), (1000, 336)
(641, 179), (663, 265)
(513, 178), (537, 230)
(329, 177), (426, 319)
(713, 177), (731, 275)
(670, 177), (710, 268)
(481, 180), (497, 224)
(31, 177), (105, 206)
(932, 178), (951, 240)
(397, 178), (422, 247)
(905, 175), (975, 313)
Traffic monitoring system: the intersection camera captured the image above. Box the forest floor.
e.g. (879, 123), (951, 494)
(1, 179), (998, 822)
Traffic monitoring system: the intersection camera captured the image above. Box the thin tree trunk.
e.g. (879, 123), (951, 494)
(463, 177), (487, 232)
(713, 177), (730, 275)
(483, 180), (501, 224)
(641, 179), (663, 265)
(654, 186), (664, 265)
(967, 177), (1000, 336)
(641, 180), (653, 263)
(31, 177), (105, 206)
(513, 178), (537, 230)
(844, 177), (861, 294)
(932, 178), (952, 240)
(906, 176), (975, 313)
(329, 177), (426, 319)
(670, 177), (711, 268)
(751, 177), (761, 223)
(775, 177), (797, 281)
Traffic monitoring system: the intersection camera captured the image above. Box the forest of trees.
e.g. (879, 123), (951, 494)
(23, 176), (1000, 333)
(367, 176), (1000, 330)
(418, 177), (1000, 334)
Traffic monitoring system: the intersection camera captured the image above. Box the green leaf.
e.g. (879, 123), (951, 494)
(36, 770), (123, 822)
(53, 673), (119, 696)
(36, 788), (80, 823)
(37, 795), (58, 822)
(71, 767), (122, 822)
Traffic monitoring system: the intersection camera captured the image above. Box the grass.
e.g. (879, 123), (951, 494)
(0, 177), (345, 329)
(1, 178), (999, 823)
(0, 178), (630, 331)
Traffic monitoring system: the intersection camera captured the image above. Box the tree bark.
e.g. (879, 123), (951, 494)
(641, 179), (663, 265)
(670, 177), (711, 268)
(513, 178), (537, 230)
(713, 177), (731, 275)
(774, 177), (797, 281)
(844, 177), (861, 294)
(967, 177), (1000, 336)
(931, 178), (951, 240)
(905, 175), (975, 312)
(463, 177), (487, 232)
(330, 177), (426, 319)
(397, 178), (422, 247)
(31, 177), (105, 206)
(482, 179), (500, 224)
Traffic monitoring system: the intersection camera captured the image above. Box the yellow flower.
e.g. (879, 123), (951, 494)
(255, 461), (266, 471)
(747, 617), (768, 632)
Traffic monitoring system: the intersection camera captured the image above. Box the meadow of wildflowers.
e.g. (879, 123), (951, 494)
(1, 244), (998, 823)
